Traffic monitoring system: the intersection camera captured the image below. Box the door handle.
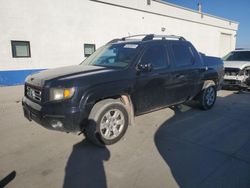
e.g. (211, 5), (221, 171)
(151, 73), (160, 76)
(176, 74), (185, 79)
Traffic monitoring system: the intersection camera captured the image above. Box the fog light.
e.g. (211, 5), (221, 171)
(50, 120), (63, 129)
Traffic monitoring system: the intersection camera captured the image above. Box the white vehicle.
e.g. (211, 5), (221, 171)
(223, 49), (250, 89)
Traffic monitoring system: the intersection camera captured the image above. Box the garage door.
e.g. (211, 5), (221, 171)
(220, 33), (232, 57)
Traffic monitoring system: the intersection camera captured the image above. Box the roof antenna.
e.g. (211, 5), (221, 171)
(198, 2), (202, 13)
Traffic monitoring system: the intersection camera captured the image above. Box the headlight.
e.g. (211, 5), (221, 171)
(50, 87), (75, 101)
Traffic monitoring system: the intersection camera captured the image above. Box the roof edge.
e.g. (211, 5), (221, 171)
(153, 0), (239, 25)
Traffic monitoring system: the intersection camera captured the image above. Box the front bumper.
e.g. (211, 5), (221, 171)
(223, 75), (249, 88)
(22, 96), (88, 133)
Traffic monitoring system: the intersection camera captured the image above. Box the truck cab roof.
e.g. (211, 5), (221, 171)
(106, 34), (188, 45)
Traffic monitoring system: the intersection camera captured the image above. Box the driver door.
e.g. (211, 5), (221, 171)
(132, 43), (174, 115)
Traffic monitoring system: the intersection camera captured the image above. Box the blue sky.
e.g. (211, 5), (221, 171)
(164, 0), (250, 48)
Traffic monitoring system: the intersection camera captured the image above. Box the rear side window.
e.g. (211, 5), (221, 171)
(140, 44), (167, 69)
(172, 43), (194, 67)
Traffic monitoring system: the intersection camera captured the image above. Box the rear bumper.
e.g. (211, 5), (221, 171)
(22, 96), (88, 133)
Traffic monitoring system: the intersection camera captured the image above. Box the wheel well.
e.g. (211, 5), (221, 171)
(96, 95), (121, 103)
(202, 80), (217, 90)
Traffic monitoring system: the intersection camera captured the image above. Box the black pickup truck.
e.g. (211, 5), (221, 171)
(22, 34), (223, 146)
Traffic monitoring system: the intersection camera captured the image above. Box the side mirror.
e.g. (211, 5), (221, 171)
(137, 63), (153, 72)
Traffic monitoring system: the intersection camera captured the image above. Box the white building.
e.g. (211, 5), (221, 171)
(0, 0), (238, 85)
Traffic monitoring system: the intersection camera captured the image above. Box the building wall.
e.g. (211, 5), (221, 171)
(0, 0), (238, 85)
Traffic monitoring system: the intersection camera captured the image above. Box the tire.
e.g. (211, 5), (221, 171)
(84, 99), (129, 146)
(197, 86), (217, 110)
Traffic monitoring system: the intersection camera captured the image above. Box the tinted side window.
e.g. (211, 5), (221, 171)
(172, 43), (194, 67)
(140, 45), (167, 69)
(223, 51), (250, 61)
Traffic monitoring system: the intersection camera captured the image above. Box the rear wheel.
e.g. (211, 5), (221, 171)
(197, 86), (217, 110)
(85, 99), (129, 146)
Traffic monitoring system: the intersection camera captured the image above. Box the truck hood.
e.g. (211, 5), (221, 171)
(25, 65), (110, 87)
(224, 61), (250, 69)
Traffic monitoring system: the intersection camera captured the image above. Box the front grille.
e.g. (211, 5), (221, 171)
(224, 79), (241, 85)
(26, 85), (42, 102)
(224, 68), (241, 76)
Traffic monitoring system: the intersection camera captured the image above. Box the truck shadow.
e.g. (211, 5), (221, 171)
(63, 139), (110, 188)
(154, 93), (250, 188)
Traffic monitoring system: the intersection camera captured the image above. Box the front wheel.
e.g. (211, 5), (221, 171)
(197, 86), (217, 110)
(84, 99), (129, 146)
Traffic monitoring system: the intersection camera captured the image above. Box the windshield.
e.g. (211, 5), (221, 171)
(81, 43), (140, 68)
(223, 51), (250, 61)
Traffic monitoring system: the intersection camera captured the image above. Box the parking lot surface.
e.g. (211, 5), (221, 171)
(0, 86), (250, 188)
